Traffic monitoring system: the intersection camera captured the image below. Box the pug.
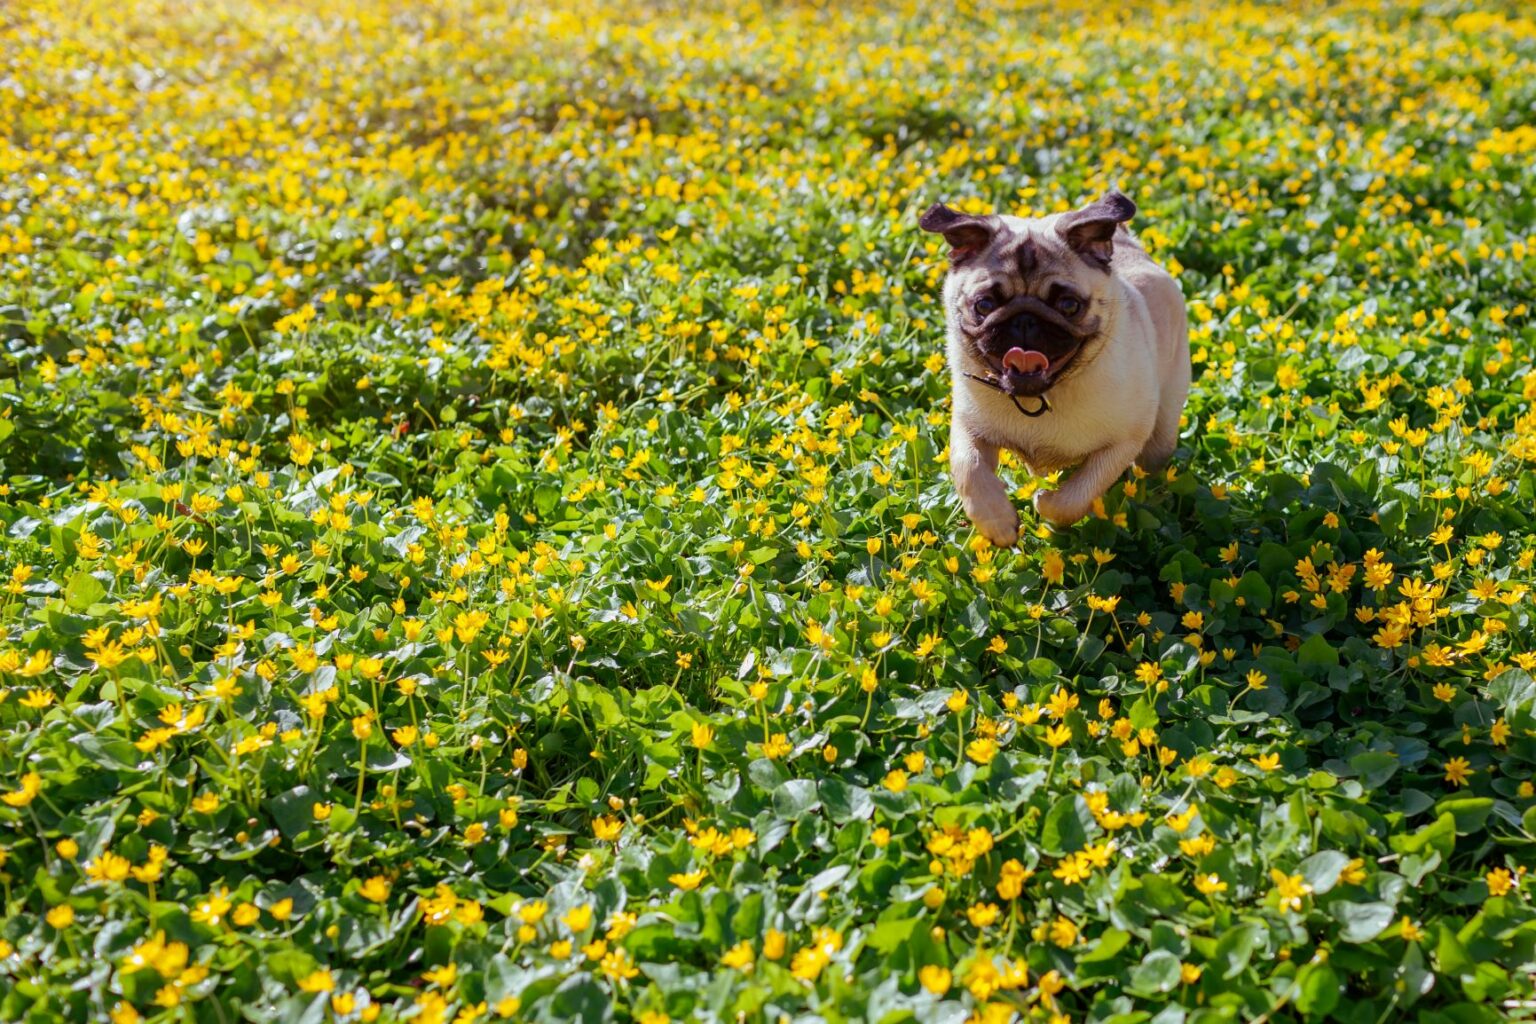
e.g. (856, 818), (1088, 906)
(918, 191), (1189, 544)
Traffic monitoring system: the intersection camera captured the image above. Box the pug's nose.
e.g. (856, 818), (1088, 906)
(1003, 314), (1038, 343)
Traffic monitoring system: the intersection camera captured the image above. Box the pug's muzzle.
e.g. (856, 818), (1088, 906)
(972, 295), (1099, 398)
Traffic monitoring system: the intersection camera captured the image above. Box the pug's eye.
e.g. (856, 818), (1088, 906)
(973, 295), (998, 317)
(1055, 295), (1083, 317)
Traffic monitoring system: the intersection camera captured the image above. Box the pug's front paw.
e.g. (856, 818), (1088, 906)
(1033, 489), (1086, 528)
(966, 495), (1020, 548)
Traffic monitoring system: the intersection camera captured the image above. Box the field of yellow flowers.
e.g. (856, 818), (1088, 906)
(2, 0), (1536, 1020)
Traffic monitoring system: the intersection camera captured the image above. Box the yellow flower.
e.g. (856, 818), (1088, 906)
(358, 876), (391, 903)
(189, 888), (233, 929)
(668, 871), (706, 891)
(690, 722), (714, 749)
(760, 733), (792, 760)
(120, 931), (189, 978)
(297, 969), (334, 993)
(86, 852), (132, 883)
(46, 904), (76, 929)
(1486, 867), (1515, 897)
(762, 928), (787, 960)
(422, 963), (457, 987)
(601, 947), (640, 981)
(966, 737), (998, 764)
(919, 965), (951, 995)
(965, 902), (1000, 928)
(2, 772), (42, 808)
(1443, 757), (1473, 787)
(1270, 869), (1313, 913)
(562, 904), (593, 933)
(996, 859), (1031, 900)
(1045, 687), (1079, 719)
(1048, 916), (1078, 947)
(721, 940), (754, 971)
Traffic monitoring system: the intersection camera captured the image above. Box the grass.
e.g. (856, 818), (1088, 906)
(2, 0), (1536, 1021)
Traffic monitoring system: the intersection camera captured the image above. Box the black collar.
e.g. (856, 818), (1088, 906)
(962, 372), (1053, 417)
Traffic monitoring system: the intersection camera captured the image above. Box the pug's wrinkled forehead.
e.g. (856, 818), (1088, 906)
(918, 191), (1137, 283)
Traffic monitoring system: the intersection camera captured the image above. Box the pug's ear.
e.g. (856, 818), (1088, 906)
(1056, 191), (1136, 270)
(918, 203), (996, 262)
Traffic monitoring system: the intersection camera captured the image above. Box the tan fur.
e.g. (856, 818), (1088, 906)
(933, 200), (1190, 543)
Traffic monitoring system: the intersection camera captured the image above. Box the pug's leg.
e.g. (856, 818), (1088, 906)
(1034, 441), (1140, 526)
(1140, 326), (1190, 469)
(1137, 411), (1180, 470)
(1137, 384), (1188, 470)
(951, 424), (1019, 547)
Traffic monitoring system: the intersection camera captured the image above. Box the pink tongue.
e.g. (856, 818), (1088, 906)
(1002, 347), (1049, 374)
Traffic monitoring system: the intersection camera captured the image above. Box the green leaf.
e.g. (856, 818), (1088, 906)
(70, 733), (140, 771)
(1334, 901), (1395, 943)
(1436, 797), (1493, 835)
(1077, 927), (1132, 964)
(1295, 963), (1341, 1016)
(1236, 570), (1273, 610)
(994, 769), (1044, 811)
(1434, 921), (1472, 975)
(1213, 920), (1263, 978)
(1027, 657), (1058, 680)
(1040, 795), (1092, 856)
(545, 974), (612, 1023)
(1396, 941), (1435, 1008)
(1487, 668), (1535, 713)
(1391, 812), (1456, 860)
(65, 571), (106, 611)
(1128, 949), (1183, 995)
(1298, 633), (1339, 668)
(1350, 750), (1399, 788)
(819, 778), (873, 824)
(267, 786), (316, 838)
(1259, 541), (1295, 578)
(866, 913), (917, 953)
(772, 779), (821, 819)
(1299, 850), (1350, 894)
(1128, 695), (1159, 732)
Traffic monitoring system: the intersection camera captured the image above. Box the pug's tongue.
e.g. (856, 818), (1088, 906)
(1002, 347), (1049, 375)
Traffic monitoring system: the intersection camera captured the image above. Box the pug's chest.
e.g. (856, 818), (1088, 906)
(998, 421), (1088, 475)
(966, 384), (1119, 472)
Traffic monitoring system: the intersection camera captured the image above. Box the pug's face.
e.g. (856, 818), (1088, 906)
(920, 192), (1136, 398)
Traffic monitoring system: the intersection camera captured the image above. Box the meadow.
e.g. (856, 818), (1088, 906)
(2, 0), (1535, 1021)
